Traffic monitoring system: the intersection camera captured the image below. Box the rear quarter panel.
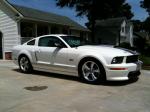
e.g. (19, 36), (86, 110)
(12, 45), (37, 64)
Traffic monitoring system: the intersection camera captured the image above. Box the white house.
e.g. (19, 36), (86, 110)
(95, 17), (133, 46)
(0, 0), (90, 60)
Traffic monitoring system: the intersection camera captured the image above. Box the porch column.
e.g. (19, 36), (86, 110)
(48, 26), (51, 34)
(17, 21), (21, 44)
(58, 27), (61, 34)
(35, 23), (37, 37)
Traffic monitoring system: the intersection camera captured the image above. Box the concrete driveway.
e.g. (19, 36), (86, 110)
(0, 61), (150, 112)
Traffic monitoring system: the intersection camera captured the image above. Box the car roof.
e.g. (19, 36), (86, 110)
(37, 34), (68, 38)
(23, 34), (66, 44)
(36, 34), (80, 39)
(24, 34), (78, 45)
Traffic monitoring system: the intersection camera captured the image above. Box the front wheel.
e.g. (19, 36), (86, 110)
(79, 59), (106, 84)
(19, 56), (33, 73)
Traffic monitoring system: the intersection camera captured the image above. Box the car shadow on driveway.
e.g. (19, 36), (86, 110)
(100, 78), (138, 86)
(12, 69), (138, 86)
(13, 68), (79, 82)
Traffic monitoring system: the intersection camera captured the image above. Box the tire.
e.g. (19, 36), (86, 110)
(78, 58), (106, 84)
(19, 55), (33, 73)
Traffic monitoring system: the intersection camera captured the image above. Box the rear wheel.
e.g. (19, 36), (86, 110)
(19, 56), (33, 73)
(79, 58), (106, 84)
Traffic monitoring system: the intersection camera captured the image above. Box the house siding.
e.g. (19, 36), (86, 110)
(0, 2), (20, 59)
(95, 18), (134, 46)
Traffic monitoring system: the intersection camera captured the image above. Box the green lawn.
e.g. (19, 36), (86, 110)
(139, 55), (150, 70)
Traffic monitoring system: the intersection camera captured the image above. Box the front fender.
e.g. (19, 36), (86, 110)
(77, 52), (107, 68)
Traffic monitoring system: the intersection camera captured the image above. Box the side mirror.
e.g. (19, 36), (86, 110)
(54, 42), (63, 48)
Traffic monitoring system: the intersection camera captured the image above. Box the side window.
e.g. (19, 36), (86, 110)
(38, 36), (66, 47)
(27, 39), (35, 45)
(121, 27), (125, 33)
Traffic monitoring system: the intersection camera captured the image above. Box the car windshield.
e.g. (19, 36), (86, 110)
(61, 36), (88, 47)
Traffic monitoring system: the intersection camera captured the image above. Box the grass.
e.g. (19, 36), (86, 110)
(139, 55), (150, 70)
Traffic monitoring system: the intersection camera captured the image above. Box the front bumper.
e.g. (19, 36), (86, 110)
(105, 61), (142, 81)
(128, 71), (141, 79)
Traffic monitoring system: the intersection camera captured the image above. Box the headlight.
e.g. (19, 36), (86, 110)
(111, 57), (124, 64)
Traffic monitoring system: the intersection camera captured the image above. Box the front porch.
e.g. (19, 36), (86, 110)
(19, 20), (70, 44)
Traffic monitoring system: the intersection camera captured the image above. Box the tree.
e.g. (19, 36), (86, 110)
(131, 20), (143, 32)
(56, 0), (133, 41)
(140, 0), (150, 15)
(141, 0), (150, 34)
(143, 17), (150, 33)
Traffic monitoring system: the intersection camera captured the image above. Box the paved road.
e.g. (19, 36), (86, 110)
(0, 61), (150, 112)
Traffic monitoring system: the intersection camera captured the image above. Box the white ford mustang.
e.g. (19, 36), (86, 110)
(12, 34), (142, 83)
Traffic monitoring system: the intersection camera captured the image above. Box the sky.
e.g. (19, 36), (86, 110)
(8, 0), (148, 26)
(127, 0), (148, 21)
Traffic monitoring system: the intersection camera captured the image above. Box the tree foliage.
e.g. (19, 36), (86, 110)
(143, 17), (150, 33)
(56, 0), (133, 41)
(140, 0), (150, 15)
(131, 20), (143, 32)
(56, 0), (133, 26)
(140, 0), (150, 34)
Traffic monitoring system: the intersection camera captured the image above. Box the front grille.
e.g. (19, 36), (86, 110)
(126, 55), (138, 63)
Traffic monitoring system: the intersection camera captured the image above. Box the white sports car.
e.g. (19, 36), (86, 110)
(12, 34), (142, 83)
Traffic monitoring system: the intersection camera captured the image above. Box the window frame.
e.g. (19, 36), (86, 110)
(38, 36), (67, 48)
(121, 26), (125, 33)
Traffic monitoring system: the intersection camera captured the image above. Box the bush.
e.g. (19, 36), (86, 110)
(139, 55), (150, 66)
(144, 45), (150, 56)
(133, 37), (146, 53)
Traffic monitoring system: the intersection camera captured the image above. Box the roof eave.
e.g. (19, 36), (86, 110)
(3, 0), (24, 18)
(70, 27), (90, 32)
(21, 17), (89, 32)
(23, 17), (71, 26)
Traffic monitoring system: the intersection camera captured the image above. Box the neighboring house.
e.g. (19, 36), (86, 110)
(134, 32), (150, 41)
(95, 17), (133, 46)
(133, 32), (150, 46)
(0, 0), (90, 60)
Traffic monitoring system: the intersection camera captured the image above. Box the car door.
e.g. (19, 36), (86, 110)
(35, 36), (68, 71)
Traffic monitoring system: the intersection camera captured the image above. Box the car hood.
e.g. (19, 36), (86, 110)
(77, 45), (137, 57)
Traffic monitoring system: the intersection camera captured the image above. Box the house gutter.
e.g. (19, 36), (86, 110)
(22, 17), (89, 32)
(3, 0), (24, 18)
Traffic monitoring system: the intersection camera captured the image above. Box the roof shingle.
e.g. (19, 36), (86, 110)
(9, 3), (89, 31)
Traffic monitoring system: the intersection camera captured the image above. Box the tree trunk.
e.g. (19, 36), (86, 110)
(91, 0), (96, 43)
(91, 19), (95, 43)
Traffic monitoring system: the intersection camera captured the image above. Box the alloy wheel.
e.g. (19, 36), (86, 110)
(19, 56), (30, 72)
(82, 61), (101, 82)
